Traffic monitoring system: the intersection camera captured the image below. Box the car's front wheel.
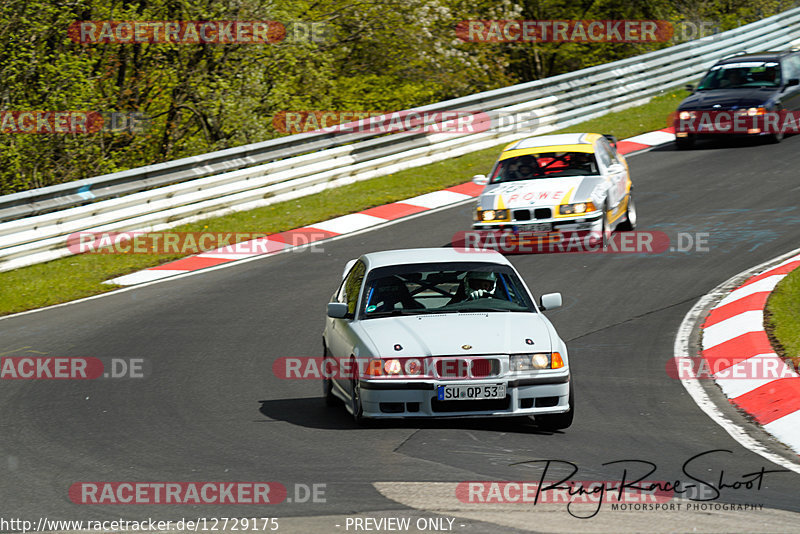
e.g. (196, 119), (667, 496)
(350, 358), (365, 424)
(615, 194), (636, 231)
(588, 208), (611, 249)
(766, 131), (784, 144)
(601, 204), (611, 248)
(535, 386), (574, 430)
(675, 135), (695, 149)
(322, 345), (337, 407)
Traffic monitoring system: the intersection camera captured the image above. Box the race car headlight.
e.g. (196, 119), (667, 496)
(509, 352), (563, 371)
(366, 358), (426, 377)
(559, 202), (596, 215)
(530, 353), (550, 369)
(404, 358), (422, 375)
(384, 359), (402, 375)
(479, 209), (509, 221)
(678, 111), (696, 120)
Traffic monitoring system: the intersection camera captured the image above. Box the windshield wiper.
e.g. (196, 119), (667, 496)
(455, 306), (511, 313)
(365, 309), (429, 318)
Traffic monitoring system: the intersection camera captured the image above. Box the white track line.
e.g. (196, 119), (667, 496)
(674, 246), (800, 474)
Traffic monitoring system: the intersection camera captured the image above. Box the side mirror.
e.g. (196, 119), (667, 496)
(684, 84), (695, 92)
(786, 78), (799, 87)
(327, 302), (350, 318)
(540, 293), (562, 311)
(472, 174), (489, 186)
(607, 163), (625, 174)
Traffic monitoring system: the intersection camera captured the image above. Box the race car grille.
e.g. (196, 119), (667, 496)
(436, 359), (467, 378)
(435, 358), (500, 378)
(471, 358), (495, 378)
(534, 208), (552, 219)
(431, 396), (510, 413)
(513, 209), (531, 221)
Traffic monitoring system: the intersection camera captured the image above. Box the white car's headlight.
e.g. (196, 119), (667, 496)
(558, 202), (596, 215)
(365, 357), (425, 377)
(478, 209), (509, 221)
(509, 352), (564, 371)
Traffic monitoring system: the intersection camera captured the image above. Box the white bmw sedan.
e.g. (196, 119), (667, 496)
(322, 248), (573, 429)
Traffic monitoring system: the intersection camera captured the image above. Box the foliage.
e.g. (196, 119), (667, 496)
(0, 0), (789, 194)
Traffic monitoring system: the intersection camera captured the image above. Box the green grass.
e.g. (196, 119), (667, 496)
(766, 268), (800, 370)
(0, 89), (688, 316)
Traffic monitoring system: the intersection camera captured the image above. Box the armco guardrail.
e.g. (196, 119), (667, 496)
(2, 9), (800, 271)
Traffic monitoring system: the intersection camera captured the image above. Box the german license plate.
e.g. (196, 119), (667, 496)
(437, 383), (506, 401)
(516, 223), (552, 233)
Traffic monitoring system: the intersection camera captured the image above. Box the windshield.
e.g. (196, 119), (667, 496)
(490, 152), (598, 183)
(697, 61), (781, 90)
(360, 262), (536, 318)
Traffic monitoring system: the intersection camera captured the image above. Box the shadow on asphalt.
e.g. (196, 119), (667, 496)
(257, 397), (564, 435)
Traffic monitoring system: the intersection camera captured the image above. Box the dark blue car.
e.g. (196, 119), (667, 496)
(674, 50), (800, 148)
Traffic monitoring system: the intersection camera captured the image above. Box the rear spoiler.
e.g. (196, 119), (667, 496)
(602, 134), (618, 148)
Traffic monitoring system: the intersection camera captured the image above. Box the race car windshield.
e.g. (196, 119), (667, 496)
(697, 62), (781, 90)
(490, 152), (598, 183)
(360, 262), (536, 318)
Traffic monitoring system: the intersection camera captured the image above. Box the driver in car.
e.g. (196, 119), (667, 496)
(569, 152), (596, 173)
(513, 156), (539, 180)
(464, 271), (497, 300)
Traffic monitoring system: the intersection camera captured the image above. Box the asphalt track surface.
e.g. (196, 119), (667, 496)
(2, 136), (800, 533)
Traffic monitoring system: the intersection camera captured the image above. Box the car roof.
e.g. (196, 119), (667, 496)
(360, 248), (510, 270)
(499, 133), (601, 160)
(504, 133), (600, 151)
(717, 51), (794, 64)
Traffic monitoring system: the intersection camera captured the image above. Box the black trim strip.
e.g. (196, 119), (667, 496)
(360, 381), (435, 391)
(507, 374), (570, 387)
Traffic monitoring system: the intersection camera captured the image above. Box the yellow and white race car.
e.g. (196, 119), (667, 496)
(471, 133), (635, 248)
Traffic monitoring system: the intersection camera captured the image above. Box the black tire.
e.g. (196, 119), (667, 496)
(675, 136), (695, 149)
(601, 204), (611, 248)
(589, 208), (610, 250)
(536, 386), (574, 431)
(615, 194), (637, 231)
(766, 131), (784, 144)
(350, 359), (365, 424)
(322, 345), (337, 407)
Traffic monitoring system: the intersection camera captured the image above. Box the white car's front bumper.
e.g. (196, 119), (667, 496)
(357, 375), (570, 419)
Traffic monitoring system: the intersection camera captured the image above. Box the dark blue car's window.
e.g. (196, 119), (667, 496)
(698, 61), (781, 90)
